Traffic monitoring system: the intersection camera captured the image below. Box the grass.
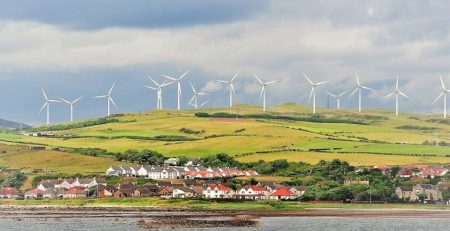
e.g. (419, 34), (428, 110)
(0, 103), (449, 166)
(2, 197), (450, 211)
(0, 142), (123, 174)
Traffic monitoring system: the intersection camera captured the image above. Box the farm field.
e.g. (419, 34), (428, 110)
(0, 142), (122, 174)
(1, 103), (449, 166)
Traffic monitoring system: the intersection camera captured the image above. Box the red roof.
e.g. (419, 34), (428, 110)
(1, 187), (20, 195)
(241, 185), (267, 192)
(208, 184), (232, 191)
(25, 189), (43, 195)
(65, 187), (85, 194)
(271, 187), (295, 197)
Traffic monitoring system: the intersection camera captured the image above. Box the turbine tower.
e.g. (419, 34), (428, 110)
(216, 72), (239, 108)
(326, 90), (348, 110)
(163, 70), (190, 110)
(60, 97), (83, 122)
(39, 89), (60, 125)
(189, 82), (209, 109)
(254, 74), (278, 112)
(146, 77), (173, 110)
(384, 76), (409, 116)
(433, 74), (450, 118)
(93, 82), (117, 116)
(303, 74), (329, 114)
(349, 72), (375, 113)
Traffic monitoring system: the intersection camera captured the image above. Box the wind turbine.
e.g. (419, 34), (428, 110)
(433, 74), (450, 118)
(60, 97), (83, 122)
(254, 74), (278, 112)
(326, 90), (348, 110)
(163, 70), (190, 110)
(39, 89), (60, 125)
(216, 72), (239, 108)
(93, 83), (117, 116)
(384, 76), (409, 116)
(349, 72), (375, 113)
(189, 82), (209, 109)
(303, 74), (329, 114)
(146, 77), (173, 110)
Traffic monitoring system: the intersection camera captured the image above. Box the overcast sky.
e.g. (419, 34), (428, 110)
(0, 0), (449, 125)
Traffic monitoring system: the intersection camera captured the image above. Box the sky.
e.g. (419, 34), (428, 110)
(0, 0), (449, 125)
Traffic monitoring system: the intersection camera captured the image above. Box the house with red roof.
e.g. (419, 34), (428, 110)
(203, 184), (234, 199)
(397, 169), (414, 178)
(235, 185), (269, 200)
(63, 187), (86, 199)
(0, 187), (21, 199)
(24, 189), (44, 199)
(269, 187), (298, 200)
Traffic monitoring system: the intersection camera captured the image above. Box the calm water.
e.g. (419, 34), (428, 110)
(2, 217), (450, 231)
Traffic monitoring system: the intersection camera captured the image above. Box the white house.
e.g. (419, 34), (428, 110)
(203, 184), (234, 199)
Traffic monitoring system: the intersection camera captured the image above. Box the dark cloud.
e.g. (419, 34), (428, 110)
(0, 0), (269, 29)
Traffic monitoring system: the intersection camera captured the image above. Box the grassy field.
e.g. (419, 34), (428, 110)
(0, 142), (122, 174)
(2, 197), (450, 211)
(1, 103), (449, 166)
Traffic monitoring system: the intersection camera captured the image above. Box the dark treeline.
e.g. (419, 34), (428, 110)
(195, 112), (369, 125)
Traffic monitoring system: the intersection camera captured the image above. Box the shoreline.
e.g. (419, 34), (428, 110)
(1, 205), (450, 218)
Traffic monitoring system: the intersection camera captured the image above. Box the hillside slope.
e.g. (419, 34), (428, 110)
(1, 103), (449, 166)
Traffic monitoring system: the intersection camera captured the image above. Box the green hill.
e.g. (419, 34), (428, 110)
(1, 103), (449, 166)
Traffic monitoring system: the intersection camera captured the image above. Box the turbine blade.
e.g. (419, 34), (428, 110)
(265, 80), (278, 85)
(200, 100), (209, 107)
(230, 72), (239, 82)
(189, 95), (195, 103)
(356, 72), (360, 86)
(326, 91), (337, 98)
(259, 86), (265, 101)
(308, 87), (314, 103)
(316, 81), (329, 85)
(93, 95), (108, 99)
(73, 97), (83, 104)
(440, 74), (447, 90)
(433, 92), (444, 104)
(47, 99), (60, 103)
(189, 81), (196, 93)
(108, 82), (115, 95)
(384, 93), (394, 99)
(254, 74), (264, 84)
(361, 86), (375, 91)
(59, 98), (71, 104)
(148, 76), (160, 86)
(178, 69), (190, 80)
(162, 75), (177, 81)
(349, 88), (359, 97)
(230, 84), (236, 95)
(109, 97), (118, 110)
(42, 89), (48, 100)
(216, 80), (229, 84)
(39, 102), (48, 114)
(303, 74), (314, 85)
(161, 81), (174, 87)
(145, 86), (157, 90)
(398, 91), (410, 99)
(338, 90), (349, 97)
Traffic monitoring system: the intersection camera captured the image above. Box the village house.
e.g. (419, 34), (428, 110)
(105, 166), (124, 176)
(395, 186), (413, 200)
(411, 184), (443, 202)
(97, 185), (118, 198)
(158, 186), (174, 198)
(289, 186), (309, 197)
(203, 184), (234, 199)
(43, 188), (64, 199)
(24, 189), (44, 199)
(37, 179), (63, 191)
(0, 187), (21, 199)
(235, 185), (270, 200)
(134, 187), (152, 197)
(114, 182), (136, 198)
(397, 169), (414, 178)
(172, 187), (195, 198)
(269, 187), (298, 200)
(417, 167), (449, 179)
(63, 187), (86, 199)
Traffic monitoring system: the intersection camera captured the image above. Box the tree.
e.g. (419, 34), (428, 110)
(2, 171), (26, 188)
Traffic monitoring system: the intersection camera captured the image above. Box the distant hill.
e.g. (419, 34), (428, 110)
(0, 119), (31, 130)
